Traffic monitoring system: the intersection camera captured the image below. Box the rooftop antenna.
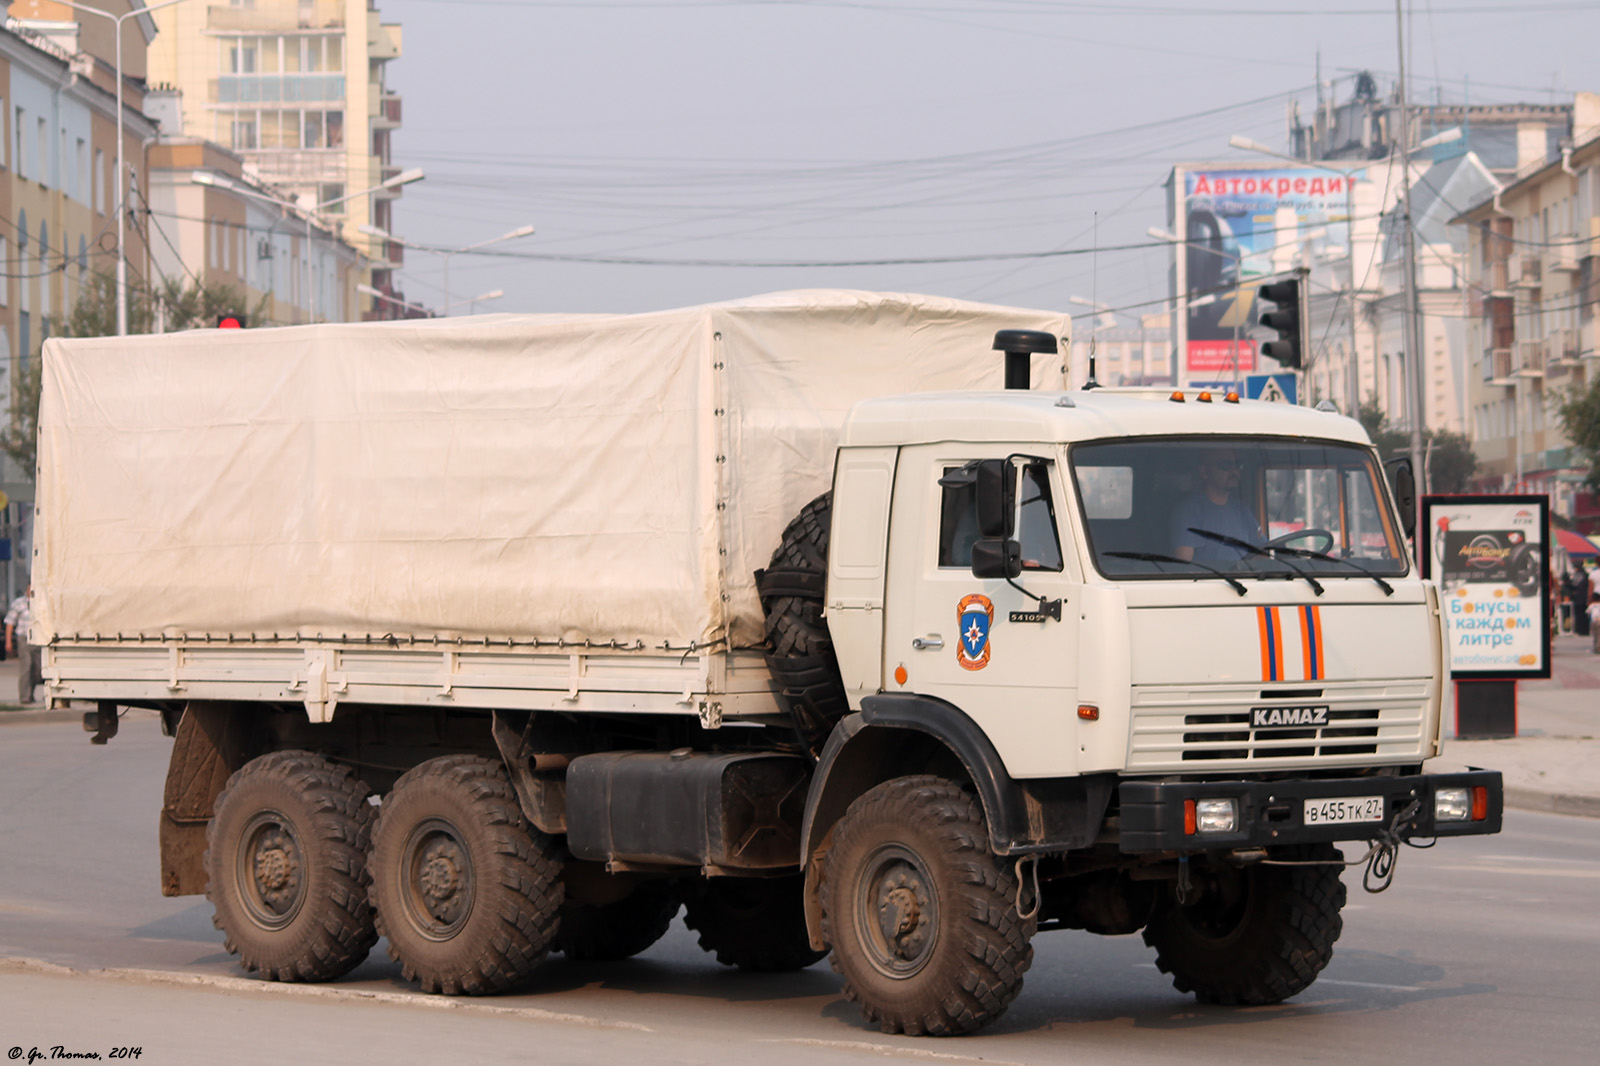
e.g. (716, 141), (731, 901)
(1084, 211), (1101, 390)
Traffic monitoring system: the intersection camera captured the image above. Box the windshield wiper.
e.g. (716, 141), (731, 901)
(1104, 551), (1248, 596)
(1277, 547), (1396, 596)
(1187, 528), (1325, 596)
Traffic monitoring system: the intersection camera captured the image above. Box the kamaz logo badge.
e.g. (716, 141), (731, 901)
(1251, 705), (1329, 728)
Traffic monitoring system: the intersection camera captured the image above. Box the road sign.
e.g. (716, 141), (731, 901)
(1245, 373), (1297, 405)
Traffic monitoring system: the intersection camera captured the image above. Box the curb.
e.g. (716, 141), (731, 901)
(1504, 787), (1600, 820)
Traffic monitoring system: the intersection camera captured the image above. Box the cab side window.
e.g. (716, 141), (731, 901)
(937, 462), (1062, 571)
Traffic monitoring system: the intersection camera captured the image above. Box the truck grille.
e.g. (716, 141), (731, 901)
(1128, 683), (1430, 771)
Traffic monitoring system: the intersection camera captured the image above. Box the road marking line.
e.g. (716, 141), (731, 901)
(1314, 978), (1424, 992)
(0, 956), (653, 1031)
(1437, 865), (1600, 879)
(761, 1038), (1030, 1064)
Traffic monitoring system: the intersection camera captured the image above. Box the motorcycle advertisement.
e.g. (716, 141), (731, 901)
(1420, 494), (1551, 679)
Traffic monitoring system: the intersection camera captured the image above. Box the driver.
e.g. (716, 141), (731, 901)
(1173, 447), (1264, 562)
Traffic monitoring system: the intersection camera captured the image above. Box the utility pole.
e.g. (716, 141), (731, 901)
(1396, 0), (1427, 492)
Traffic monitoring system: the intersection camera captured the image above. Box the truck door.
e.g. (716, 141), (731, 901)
(882, 445), (1082, 779)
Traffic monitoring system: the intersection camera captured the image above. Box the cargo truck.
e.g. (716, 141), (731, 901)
(34, 290), (1502, 1035)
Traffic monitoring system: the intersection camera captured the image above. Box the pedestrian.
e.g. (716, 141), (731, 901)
(1591, 596), (1600, 654)
(1555, 568), (1571, 634)
(1575, 562), (1593, 638)
(4, 584), (39, 704)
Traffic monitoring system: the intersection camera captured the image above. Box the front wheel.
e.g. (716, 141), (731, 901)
(821, 775), (1034, 1036)
(1142, 843), (1346, 1004)
(370, 755), (563, 994)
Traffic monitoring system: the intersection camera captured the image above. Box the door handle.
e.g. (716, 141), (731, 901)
(912, 635), (944, 650)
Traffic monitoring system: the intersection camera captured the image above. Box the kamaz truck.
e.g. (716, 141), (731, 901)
(33, 290), (1501, 1035)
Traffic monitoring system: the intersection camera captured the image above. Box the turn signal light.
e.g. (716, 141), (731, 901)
(1471, 785), (1489, 821)
(1183, 798), (1197, 835)
(1077, 704), (1099, 721)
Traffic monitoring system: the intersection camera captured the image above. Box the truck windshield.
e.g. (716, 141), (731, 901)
(1071, 437), (1407, 581)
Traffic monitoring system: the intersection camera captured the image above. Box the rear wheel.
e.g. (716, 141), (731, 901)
(682, 874), (826, 972)
(205, 751), (377, 982)
(1141, 843), (1346, 1004)
(370, 755), (563, 994)
(557, 885), (680, 961)
(821, 775), (1034, 1036)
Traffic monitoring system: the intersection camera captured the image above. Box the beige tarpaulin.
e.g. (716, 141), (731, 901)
(34, 290), (1068, 648)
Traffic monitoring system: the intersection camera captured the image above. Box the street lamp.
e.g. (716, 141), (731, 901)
(359, 223), (535, 315)
(1229, 127), (1461, 483)
(357, 284), (504, 317)
(57, 0), (200, 335)
(193, 168), (423, 322)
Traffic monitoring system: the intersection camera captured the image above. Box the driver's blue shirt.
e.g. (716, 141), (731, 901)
(1172, 493), (1264, 562)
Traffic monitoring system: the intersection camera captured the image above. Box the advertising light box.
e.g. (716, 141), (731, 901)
(1420, 495), (1550, 679)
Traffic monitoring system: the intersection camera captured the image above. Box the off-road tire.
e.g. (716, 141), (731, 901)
(370, 755), (563, 994)
(682, 874), (826, 972)
(821, 775), (1035, 1036)
(204, 750), (378, 982)
(557, 885), (680, 961)
(758, 492), (849, 753)
(1142, 843), (1346, 1005)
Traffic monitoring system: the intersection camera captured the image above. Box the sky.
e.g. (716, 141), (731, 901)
(378, 0), (1600, 323)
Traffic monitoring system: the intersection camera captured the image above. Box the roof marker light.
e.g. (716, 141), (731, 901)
(1224, 391), (1240, 403)
(1198, 391), (1213, 403)
(1169, 391), (1185, 403)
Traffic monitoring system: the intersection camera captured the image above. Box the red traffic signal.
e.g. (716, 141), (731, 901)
(217, 315), (244, 329)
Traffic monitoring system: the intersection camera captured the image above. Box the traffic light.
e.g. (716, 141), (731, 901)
(1258, 278), (1302, 369)
(217, 314), (245, 329)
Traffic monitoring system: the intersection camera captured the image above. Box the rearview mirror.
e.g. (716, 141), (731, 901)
(1385, 457), (1416, 539)
(971, 537), (1022, 579)
(975, 459), (1015, 539)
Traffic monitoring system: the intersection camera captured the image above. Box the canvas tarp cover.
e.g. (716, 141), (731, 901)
(34, 289), (1068, 648)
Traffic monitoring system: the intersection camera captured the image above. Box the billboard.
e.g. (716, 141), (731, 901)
(1170, 163), (1364, 385)
(1419, 495), (1551, 680)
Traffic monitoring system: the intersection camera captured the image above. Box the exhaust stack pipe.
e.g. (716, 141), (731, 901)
(992, 330), (1058, 390)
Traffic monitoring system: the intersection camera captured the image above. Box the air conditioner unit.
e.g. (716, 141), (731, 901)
(257, 239), (274, 261)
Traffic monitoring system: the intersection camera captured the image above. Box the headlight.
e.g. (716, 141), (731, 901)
(1434, 787), (1471, 822)
(1195, 798), (1238, 834)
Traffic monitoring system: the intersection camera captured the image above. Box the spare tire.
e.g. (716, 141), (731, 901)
(757, 491), (850, 756)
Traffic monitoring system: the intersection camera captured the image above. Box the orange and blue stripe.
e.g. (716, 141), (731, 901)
(1299, 605), (1324, 681)
(1256, 606), (1284, 681)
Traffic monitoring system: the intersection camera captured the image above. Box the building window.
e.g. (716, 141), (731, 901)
(93, 148), (103, 213)
(0, 236), (8, 307)
(15, 107), (24, 180)
(232, 119), (258, 150)
(36, 117), (47, 187)
(76, 138), (86, 203)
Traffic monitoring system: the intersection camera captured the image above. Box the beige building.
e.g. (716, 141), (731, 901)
(146, 0), (406, 310)
(1454, 95), (1600, 524)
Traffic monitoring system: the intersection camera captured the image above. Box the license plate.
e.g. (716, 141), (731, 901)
(1303, 796), (1384, 825)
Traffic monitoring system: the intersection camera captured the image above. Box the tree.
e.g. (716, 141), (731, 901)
(1556, 378), (1600, 491)
(1358, 394), (1479, 495)
(2, 275), (262, 480)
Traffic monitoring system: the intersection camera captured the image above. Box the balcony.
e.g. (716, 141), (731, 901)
(1544, 331), (1579, 377)
(1516, 339), (1544, 377)
(373, 93), (402, 130)
(213, 74), (346, 105)
(1588, 217), (1600, 260)
(1510, 254), (1542, 288)
(1484, 346), (1514, 384)
(1547, 235), (1579, 273)
(1481, 259), (1509, 295)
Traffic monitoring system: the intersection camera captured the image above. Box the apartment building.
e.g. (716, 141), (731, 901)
(147, 0), (407, 313)
(145, 119), (364, 327)
(1455, 96), (1600, 525)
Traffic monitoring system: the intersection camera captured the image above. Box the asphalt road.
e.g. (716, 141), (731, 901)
(2, 711), (1597, 1065)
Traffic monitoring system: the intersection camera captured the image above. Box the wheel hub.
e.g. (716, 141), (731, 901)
(401, 820), (475, 939)
(857, 845), (938, 978)
(237, 814), (306, 930)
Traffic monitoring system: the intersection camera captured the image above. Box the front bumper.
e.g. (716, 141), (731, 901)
(1117, 769), (1502, 852)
